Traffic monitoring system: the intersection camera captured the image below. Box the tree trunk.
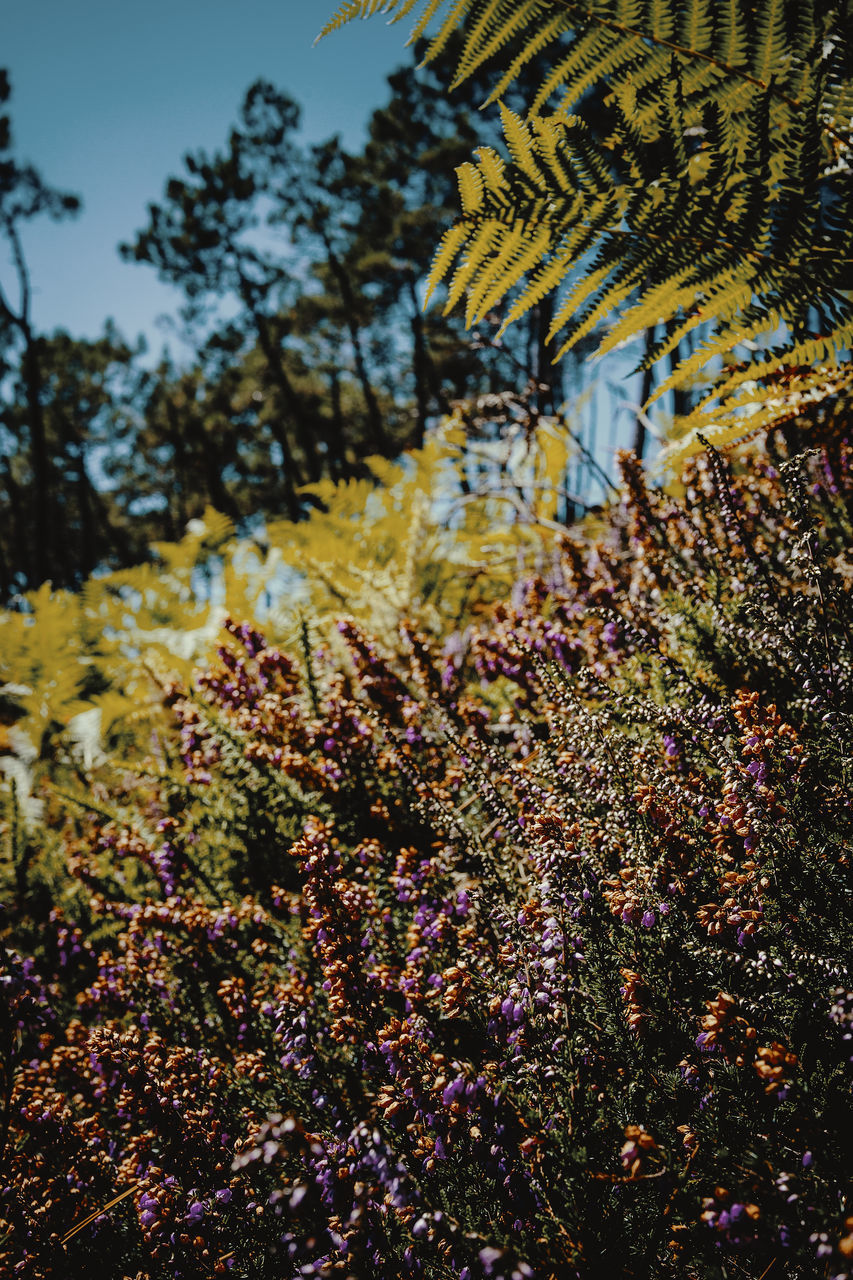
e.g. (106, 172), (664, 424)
(670, 340), (689, 420)
(166, 396), (190, 539)
(164, 393), (244, 526)
(534, 294), (556, 414)
(238, 274), (319, 495)
(316, 225), (389, 454)
(633, 326), (657, 461)
(0, 456), (29, 596)
(407, 277), (429, 449)
(328, 368), (346, 481)
(20, 328), (52, 586)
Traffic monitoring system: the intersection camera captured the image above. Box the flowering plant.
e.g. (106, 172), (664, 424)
(2, 417), (852, 1278)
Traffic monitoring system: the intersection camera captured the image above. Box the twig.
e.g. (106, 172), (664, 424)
(61, 1182), (140, 1245)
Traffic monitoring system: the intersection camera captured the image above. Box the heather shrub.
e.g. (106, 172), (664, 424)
(1, 415), (853, 1279)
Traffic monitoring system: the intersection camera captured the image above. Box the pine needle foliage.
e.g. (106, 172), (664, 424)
(321, 0), (853, 439)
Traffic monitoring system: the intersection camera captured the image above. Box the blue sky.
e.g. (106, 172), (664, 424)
(3, 1), (416, 355)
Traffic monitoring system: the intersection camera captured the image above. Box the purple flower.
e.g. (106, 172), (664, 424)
(442, 1078), (464, 1106)
(479, 1247), (504, 1274)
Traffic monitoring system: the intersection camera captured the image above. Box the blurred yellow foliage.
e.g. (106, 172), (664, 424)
(0, 420), (573, 779)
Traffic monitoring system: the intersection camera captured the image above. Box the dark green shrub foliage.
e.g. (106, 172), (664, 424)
(2, 416), (853, 1278)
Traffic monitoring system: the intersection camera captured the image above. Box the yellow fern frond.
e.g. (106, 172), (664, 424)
(474, 146), (507, 194)
(532, 28), (615, 114)
(614, 0), (643, 25)
(197, 506), (235, 546)
(421, 0), (471, 60)
(679, 0), (713, 55)
(552, 276), (640, 359)
(638, 271), (759, 399)
(322, 0), (852, 416)
(718, 0), (748, 67)
(456, 161), (484, 213)
(403, 0), (448, 41)
(455, 0), (541, 89)
(596, 270), (704, 358)
(752, 0), (788, 88)
(498, 102), (541, 180)
(442, 220), (503, 314)
(498, 239), (578, 335)
(614, 45), (671, 102)
(466, 222), (552, 325)
(660, 367), (853, 477)
(547, 262), (614, 344)
(464, 221), (528, 322)
(423, 223), (467, 307)
(318, 1), (396, 37)
(648, 0), (677, 41)
(694, 323), (853, 410)
(486, 12), (567, 106)
(567, 33), (649, 109)
(530, 112), (565, 168)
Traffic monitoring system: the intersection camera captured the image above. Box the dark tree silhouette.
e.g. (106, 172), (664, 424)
(0, 71), (81, 590)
